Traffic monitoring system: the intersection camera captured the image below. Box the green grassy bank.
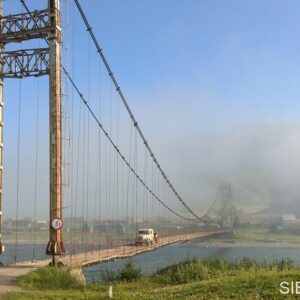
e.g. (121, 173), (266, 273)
(5, 258), (300, 299)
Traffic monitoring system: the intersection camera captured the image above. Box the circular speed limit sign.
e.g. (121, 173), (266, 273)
(51, 217), (63, 230)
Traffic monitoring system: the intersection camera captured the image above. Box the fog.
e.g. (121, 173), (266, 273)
(4, 98), (300, 219)
(157, 123), (300, 215)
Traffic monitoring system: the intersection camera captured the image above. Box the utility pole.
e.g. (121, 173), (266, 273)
(0, 0), (65, 264)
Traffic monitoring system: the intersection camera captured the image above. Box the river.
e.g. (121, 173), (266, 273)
(82, 242), (300, 284)
(1, 241), (300, 285)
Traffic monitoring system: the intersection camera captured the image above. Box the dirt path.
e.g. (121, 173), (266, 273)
(0, 260), (50, 296)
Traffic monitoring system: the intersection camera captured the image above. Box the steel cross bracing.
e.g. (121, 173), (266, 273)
(1, 48), (49, 78)
(0, 7), (52, 79)
(0, 9), (51, 43)
(0, 0), (59, 79)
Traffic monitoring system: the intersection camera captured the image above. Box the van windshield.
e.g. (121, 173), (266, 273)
(138, 230), (150, 234)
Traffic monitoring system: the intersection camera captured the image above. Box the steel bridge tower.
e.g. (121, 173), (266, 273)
(219, 182), (234, 228)
(0, 0), (65, 264)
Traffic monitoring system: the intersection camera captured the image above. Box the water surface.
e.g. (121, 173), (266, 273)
(83, 243), (300, 284)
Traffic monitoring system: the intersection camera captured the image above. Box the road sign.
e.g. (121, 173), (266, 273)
(51, 217), (63, 230)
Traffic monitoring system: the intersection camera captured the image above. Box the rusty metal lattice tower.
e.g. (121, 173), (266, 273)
(219, 182), (234, 228)
(0, 0), (65, 262)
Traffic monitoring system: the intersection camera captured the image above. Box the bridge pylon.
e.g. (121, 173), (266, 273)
(218, 182), (234, 228)
(0, 0), (65, 263)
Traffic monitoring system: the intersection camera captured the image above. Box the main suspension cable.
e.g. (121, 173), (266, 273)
(73, 0), (204, 222)
(19, 0), (196, 222)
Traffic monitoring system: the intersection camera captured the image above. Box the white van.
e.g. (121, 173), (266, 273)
(135, 228), (155, 246)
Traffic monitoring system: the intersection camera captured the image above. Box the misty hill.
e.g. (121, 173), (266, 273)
(160, 124), (300, 215)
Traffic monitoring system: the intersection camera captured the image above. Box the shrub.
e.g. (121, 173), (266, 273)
(205, 258), (230, 272)
(274, 258), (295, 271)
(17, 267), (84, 290)
(153, 259), (208, 284)
(118, 261), (142, 282)
(98, 267), (118, 283)
(152, 257), (300, 285)
(237, 257), (262, 270)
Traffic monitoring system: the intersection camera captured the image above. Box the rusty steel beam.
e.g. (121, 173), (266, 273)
(0, 0), (65, 263)
(0, 9), (52, 43)
(46, 0), (65, 263)
(1, 48), (49, 78)
(0, 0), (3, 254)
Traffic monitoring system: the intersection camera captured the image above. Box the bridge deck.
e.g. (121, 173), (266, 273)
(60, 230), (228, 268)
(0, 230), (231, 293)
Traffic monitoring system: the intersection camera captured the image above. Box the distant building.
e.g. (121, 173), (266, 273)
(36, 220), (48, 231)
(281, 214), (300, 234)
(282, 214), (298, 223)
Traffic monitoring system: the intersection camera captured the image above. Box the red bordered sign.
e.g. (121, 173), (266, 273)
(51, 217), (63, 231)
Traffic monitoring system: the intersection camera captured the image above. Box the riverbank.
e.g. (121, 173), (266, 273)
(188, 228), (300, 248)
(192, 241), (300, 248)
(4, 258), (300, 299)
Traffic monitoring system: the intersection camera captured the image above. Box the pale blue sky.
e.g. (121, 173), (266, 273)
(5, 0), (300, 136)
(3, 0), (300, 218)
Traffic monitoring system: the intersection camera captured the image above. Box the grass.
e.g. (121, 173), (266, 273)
(4, 258), (300, 299)
(236, 228), (300, 244)
(94, 262), (142, 283)
(16, 267), (85, 290)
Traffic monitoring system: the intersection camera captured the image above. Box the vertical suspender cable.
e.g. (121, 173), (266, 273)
(134, 129), (137, 252)
(32, 77), (40, 261)
(81, 88), (86, 250)
(108, 81), (112, 249)
(14, 79), (22, 264)
(85, 35), (91, 255)
(74, 98), (82, 255)
(143, 147), (147, 228)
(116, 91), (120, 249)
(105, 131), (108, 256)
(70, 0), (75, 261)
(97, 56), (102, 259)
(72, 0), (203, 222)
(125, 124), (133, 247)
(135, 130), (138, 233)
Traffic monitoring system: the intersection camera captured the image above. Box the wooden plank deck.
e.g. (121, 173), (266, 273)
(0, 230), (230, 293)
(59, 230), (230, 268)
(6, 229), (230, 270)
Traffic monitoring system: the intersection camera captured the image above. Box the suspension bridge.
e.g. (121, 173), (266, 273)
(0, 0), (234, 279)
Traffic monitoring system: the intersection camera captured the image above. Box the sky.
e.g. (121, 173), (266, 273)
(5, 0), (300, 136)
(3, 0), (300, 219)
(81, 0), (300, 135)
